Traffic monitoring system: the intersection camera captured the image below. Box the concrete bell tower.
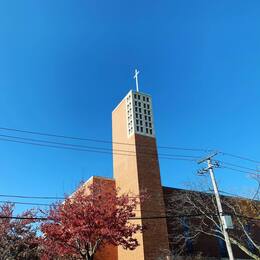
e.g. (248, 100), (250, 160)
(112, 71), (170, 260)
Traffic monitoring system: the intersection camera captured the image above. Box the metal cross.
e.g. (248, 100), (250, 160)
(133, 69), (140, 92)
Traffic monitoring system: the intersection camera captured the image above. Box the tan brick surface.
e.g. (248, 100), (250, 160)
(112, 98), (170, 260)
(81, 177), (118, 260)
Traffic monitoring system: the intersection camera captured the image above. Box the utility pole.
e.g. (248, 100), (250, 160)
(198, 152), (234, 260)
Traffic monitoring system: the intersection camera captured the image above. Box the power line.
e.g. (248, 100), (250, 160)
(217, 160), (258, 172)
(0, 201), (166, 214)
(218, 190), (249, 199)
(0, 137), (197, 162)
(0, 201), (177, 215)
(0, 183), (258, 202)
(0, 213), (258, 222)
(0, 126), (212, 152)
(217, 190), (259, 201)
(0, 190), (258, 208)
(221, 152), (260, 164)
(221, 166), (259, 175)
(0, 214), (206, 221)
(0, 194), (64, 200)
(0, 134), (200, 160)
(0, 200), (50, 206)
(1, 126), (260, 167)
(218, 190), (260, 211)
(0, 216), (47, 220)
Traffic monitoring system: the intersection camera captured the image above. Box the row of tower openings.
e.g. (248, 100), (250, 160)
(127, 93), (150, 103)
(128, 126), (153, 135)
(127, 101), (151, 110)
(127, 107), (151, 116)
(128, 119), (152, 128)
(127, 114), (153, 125)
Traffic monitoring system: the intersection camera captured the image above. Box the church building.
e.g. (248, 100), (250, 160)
(80, 72), (259, 260)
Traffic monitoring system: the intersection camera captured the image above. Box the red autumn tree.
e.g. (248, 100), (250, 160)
(40, 181), (143, 260)
(0, 203), (39, 259)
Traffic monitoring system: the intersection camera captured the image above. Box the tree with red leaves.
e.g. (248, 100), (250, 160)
(0, 203), (39, 259)
(40, 182), (143, 260)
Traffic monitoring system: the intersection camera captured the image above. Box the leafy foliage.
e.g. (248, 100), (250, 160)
(40, 182), (143, 260)
(0, 203), (39, 260)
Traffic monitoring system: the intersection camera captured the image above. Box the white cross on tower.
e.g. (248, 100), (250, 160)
(133, 69), (140, 92)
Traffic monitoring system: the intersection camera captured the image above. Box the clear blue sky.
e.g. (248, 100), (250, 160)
(0, 0), (259, 212)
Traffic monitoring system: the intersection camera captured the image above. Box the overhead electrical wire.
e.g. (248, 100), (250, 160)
(0, 187), (258, 205)
(0, 135), (258, 174)
(0, 194), (64, 200)
(0, 213), (258, 221)
(221, 166), (259, 175)
(0, 200), (50, 207)
(3, 134), (259, 170)
(0, 126), (259, 207)
(218, 190), (250, 199)
(0, 137), (197, 162)
(220, 152), (260, 164)
(1, 126), (259, 166)
(0, 126), (212, 152)
(0, 134), (200, 160)
(216, 160), (258, 172)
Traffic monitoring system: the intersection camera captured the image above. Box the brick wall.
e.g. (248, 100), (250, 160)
(112, 98), (170, 260)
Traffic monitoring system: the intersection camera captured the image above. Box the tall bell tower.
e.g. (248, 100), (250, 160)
(112, 71), (170, 260)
